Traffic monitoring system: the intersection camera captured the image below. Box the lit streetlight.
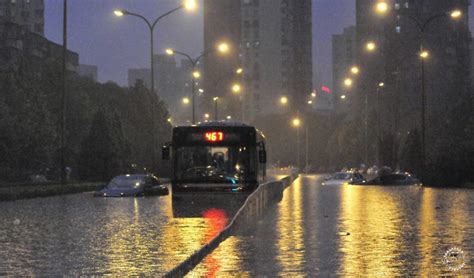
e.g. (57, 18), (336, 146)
(450, 10), (462, 19)
(213, 97), (219, 121)
(217, 42), (230, 53)
(366, 41), (376, 52)
(419, 50), (429, 59)
(375, 2), (388, 14)
(340, 95), (347, 100)
(231, 83), (242, 94)
(113, 1), (196, 174)
(236, 68), (243, 74)
(374, 8), (463, 180)
(166, 42), (229, 124)
(226, 115), (232, 120)
(344, 78), (353, 87)
(291, 117), (308, 171)
(183, 0), (197, 11)
(280, 96), (288, 105)
(182, 97), (190, 104)
(351, 66), (360, 75)
(379, 82), (385, 87)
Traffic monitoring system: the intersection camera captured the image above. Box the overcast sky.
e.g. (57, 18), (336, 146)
(45, 0), (473, 88)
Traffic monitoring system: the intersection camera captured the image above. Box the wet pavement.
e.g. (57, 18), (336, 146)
(0, 187), (247, 276)
(189, 174), (474, 276)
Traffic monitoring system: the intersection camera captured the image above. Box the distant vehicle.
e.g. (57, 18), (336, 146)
(94, 174), (168, 197)
(162, 122), (267, 192)
(367, 165), (379, 176)
(321, 172), (366, 186)
(352, 173), (420, 186)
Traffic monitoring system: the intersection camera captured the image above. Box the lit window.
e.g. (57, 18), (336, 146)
(395, 26), (401, 33)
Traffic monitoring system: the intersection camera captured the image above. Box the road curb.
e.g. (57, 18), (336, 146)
(164, 173), (299, 278)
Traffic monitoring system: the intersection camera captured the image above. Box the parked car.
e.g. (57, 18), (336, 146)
(352, 173), (420, 186)
(94, 174), (168, 197)
(321, 172), (366, 186)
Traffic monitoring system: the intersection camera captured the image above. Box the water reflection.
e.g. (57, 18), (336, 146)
(276, 177), (305, 274)
(0, 190), (247, 276)
(189, 175), (473, 276)
(339, 185), (404, 275)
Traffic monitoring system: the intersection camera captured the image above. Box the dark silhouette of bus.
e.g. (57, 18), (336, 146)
(162, 122), (266, 192)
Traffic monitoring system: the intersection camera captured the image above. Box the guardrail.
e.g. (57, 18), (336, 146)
(164, 173), (298, 278)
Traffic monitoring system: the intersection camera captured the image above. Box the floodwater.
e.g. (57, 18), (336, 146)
(0, 187), (247, 276)
(189, 175), (474, 276)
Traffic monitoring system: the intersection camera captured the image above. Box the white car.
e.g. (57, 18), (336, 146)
(321, 172), (366, 186)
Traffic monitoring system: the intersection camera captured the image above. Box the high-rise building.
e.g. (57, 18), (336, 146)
(332, 26), (357, 114)
(355, 0), (471, 165)
(0, 0), (44, 35)
(471, 36), (474, 85)
(154, 54), (178, 108)
(203, 0), (312, 122)
(203, 0), (241, 118)
(240, 0), (313, 121)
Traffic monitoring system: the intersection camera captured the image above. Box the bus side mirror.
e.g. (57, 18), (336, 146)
(259, 150), (267, 164)
(162, 145), (170, 160)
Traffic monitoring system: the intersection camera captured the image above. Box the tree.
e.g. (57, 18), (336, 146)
(78, 110), (120, 181)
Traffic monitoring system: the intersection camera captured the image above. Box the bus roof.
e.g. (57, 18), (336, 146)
(178, 121), (252, 128)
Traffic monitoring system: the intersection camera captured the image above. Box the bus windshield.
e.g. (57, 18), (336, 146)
(175, 146), (255, 183)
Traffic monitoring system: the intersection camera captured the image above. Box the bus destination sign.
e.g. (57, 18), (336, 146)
(205, 131), (224, 142)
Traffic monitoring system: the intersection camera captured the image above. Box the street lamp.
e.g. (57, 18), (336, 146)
(218, 43), (230, 53)
(231, 83), (242, 94)
(379, 8), (463, 180)
(450, 10), (462, 19)
(166, 42), (229, 124)
(291, 118), (308, 171)
(280, 96), (288, 105)
(375, 2), (388, 14)
(114, 1), (195, 173)
(419, 50), (429, 59)
(366, 41), (377, 52)
(213, 97), (219, 120)
(344, 78), (353, 87)
(351, 66), (360, 75)
(192, 71), (201, 79)
(236, 68), (243, 74)
(182, 97), (190, 104)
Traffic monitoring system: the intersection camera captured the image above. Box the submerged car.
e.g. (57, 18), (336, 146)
(321, 172), (366, 186)
(352, 173), (420, 186)
(94, 174), (169, 197)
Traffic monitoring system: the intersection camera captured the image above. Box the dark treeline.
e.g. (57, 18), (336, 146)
(254, 107), (473, 186)
(0, 57), (172, 182)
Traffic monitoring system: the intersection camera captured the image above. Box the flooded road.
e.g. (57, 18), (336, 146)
(190, 175), (474, 276)
(0, 187), (247, 276)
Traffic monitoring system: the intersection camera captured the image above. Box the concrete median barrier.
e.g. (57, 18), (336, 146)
(164, 173), (299, 278)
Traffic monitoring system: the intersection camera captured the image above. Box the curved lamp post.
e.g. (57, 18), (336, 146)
(114, 0), (196, 173)
(375, 2), (462, 180)
(165, 43), (229, 124)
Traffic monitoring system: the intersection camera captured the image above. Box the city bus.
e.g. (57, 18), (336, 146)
(162, 122), (267, 192)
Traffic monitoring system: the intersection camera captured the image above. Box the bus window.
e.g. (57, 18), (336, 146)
(175, 146), (256, 183)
